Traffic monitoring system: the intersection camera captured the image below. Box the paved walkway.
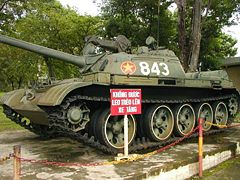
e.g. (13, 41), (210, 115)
(0, 126), (240, 179)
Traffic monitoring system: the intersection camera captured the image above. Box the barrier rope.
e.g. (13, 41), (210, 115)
(205, 122), (228, 128)
(0, 153), (13, 163)
(139, 125), (200, 159)
(8, 121), (240, 168)
(206, 121), (240, 128)
(14, 125), (200, 167)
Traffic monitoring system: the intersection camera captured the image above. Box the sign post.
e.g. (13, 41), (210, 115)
(124, 115), (128, 156)
(110, 89), (142, 160)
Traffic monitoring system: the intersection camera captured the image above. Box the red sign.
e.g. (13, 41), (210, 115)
(110, 89), (142, 116)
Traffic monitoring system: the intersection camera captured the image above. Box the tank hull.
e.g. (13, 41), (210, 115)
(1, 71), (238, 127)
(0, 79), (93, 125)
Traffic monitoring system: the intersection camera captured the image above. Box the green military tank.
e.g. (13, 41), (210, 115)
(0, 34), (239, 153)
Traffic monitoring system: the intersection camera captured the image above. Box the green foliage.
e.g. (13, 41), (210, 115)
(0, 0), (239, 91)
(0, 0), (54, 32)
(0, 0), (104, 90)
(101, 0), (239, 70)
(236, 113), (240, 123)
(13, 1), (100, 80)
(0, 0), (27, 32)
(182, 0), (240, 70)
(201, 33), (237, 70)
(200, 155), (240, 177)
(0, 44), (39, 90)
(199, 0), (240, 70)
(101, 0), (176, 47)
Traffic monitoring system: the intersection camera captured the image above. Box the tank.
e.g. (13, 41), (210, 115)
(0, 34), (239, 153)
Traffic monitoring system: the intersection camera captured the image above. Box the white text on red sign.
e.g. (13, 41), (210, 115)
(110, 89), (142, 116)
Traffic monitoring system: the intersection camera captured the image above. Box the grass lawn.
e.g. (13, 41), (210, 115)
(0, 92), (24, 132)
(236, 113), (240, 122)
(191, 155), (240, 179)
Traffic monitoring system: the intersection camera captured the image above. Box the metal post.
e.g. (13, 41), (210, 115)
(124, 114), (129, 156)
(13, 145), (21, 180)
(198, 117), (203, 177)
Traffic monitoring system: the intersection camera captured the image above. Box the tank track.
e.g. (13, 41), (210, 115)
(3, 93), (237, 155)
(3, 105), (57, 139)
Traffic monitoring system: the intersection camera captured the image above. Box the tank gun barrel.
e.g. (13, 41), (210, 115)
(0, 34), (86, 68)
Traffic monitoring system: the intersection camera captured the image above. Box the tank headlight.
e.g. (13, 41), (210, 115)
(25, 89), (35, 100)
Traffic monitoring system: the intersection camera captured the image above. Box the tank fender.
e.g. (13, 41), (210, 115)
(37, 82), (92, 106)
(0, 89), (25, 106)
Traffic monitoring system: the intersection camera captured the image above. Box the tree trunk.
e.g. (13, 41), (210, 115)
(44, 57), (56, 79)
(11, 80), (14, 90)
(17, 76), (23, 89)
(188, 0), (202, 72)
(175, 0), (188, 71)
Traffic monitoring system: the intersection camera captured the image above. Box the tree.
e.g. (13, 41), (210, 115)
(101, 0), (176, 47)
(175, 0), (240, 72)
(0, 0), (26, 32)
(101, 0), (239, 72)
(0, 0), (103, 90)
(201, 33), (237, 70)
(174, 0), (187, 70)
(14, 1), (103, 79)
(188, 0), (203, 72)
(0, 44), (39, 90)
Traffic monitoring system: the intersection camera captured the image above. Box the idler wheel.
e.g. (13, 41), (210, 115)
(143, 104), (174, 141)
(195, 103), (213, 131)
(213, 101), (228, 127)
(173, 104), (196, 136)
(95, 108), (136, 149)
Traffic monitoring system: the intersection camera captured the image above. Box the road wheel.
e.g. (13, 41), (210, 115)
(195, 103), (213, 131)
(88, 108), (103, 138)
(142, 104), (174, 141)
(173, 104), (195, 136)
(213, 101), (228, 127)
(95, 108), (136, 150)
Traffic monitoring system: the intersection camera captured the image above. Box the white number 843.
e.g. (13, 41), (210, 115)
(139, 62), (170, 76)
